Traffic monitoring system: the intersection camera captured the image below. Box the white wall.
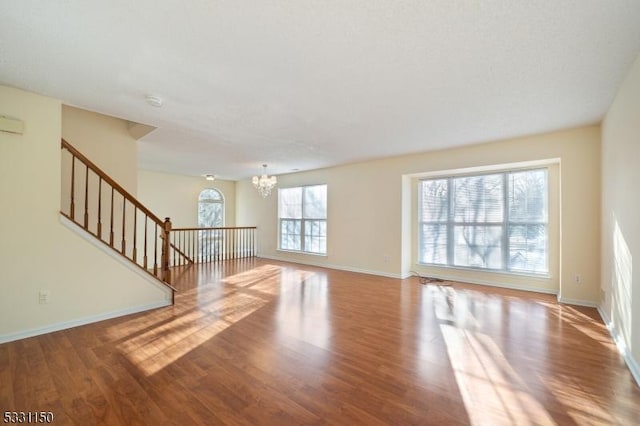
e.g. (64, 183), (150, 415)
(601, 54), (640, 381)
(62, 105), (138, 194)
(137, 170), (236, 228)
(0, 85), (171, 342)
(237, 126), (601, 304)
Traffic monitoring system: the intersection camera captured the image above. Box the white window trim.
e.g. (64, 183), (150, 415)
(198, 188), (225, 227)
(278, 184), (327, 255)
(418, 166), (549, 277)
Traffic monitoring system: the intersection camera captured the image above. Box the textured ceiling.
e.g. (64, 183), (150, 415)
(1, 1), (639, 180)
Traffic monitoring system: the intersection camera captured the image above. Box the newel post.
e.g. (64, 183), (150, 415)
(161, 217), (172, 285)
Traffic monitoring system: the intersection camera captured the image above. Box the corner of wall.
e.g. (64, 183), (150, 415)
(600, 53), (640, 383)
(597, 305), (640, 386)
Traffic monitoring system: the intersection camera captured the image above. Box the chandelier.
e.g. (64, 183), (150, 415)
(252, 164), (277, 197)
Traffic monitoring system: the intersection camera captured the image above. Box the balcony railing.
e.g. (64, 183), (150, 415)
(168, 227), (257, 266)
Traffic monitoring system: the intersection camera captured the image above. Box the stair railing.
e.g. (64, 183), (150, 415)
(60, 139), (176, 299)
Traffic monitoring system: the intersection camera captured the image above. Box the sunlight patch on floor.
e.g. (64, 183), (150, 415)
(222, 264), (282, 286)
(543, 375), (615, 424)
(546, 305), (616, 348)
(108, 265), (282, 376)
(276, 272), (331, 350)
(441, 324), (556, 425)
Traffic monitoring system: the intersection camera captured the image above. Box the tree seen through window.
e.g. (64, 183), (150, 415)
(198, 189), (224, 227)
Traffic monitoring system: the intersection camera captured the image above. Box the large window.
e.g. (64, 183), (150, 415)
(198, 189), (224, 227)
(419, 168), (548, 275)
(279, 185), (327, 254)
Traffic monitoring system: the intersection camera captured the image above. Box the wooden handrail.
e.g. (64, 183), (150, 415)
(61, 138), (175, 300)
(61, 139), (164, 226)
(171, 226), (257, 231)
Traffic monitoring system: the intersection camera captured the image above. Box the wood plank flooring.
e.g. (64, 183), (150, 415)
(1, 258), (639, 425)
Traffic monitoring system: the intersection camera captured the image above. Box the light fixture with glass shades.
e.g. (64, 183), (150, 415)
(204, 174), (215, 181)
(252, 164), (277, 197)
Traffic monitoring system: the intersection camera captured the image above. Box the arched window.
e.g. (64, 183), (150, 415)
(198, 189), (224, 227)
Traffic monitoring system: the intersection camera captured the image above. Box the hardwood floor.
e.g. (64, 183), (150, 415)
(2, 258), (639, 425)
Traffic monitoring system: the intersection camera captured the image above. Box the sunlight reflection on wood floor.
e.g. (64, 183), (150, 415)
(2, 258), (639, 425)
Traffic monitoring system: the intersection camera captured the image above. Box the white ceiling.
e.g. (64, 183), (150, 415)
(1, 1), (639, 180)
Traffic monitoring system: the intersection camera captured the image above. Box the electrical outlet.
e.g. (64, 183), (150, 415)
(383, 254), (390, 263)
(573, 274), (582, 284)
(39, 290), (50, 304)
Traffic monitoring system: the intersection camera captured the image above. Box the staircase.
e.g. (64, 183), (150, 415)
(60, 139), (258, 305)
(61, 139), (177, 301)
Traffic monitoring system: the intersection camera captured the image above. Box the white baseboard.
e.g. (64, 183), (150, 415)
(0, 215), (174, 345)
(598, 305), (611, 325)
(411, 271), (558, 295)
(557, 297), (598, 308)
(258, 254), (404, 279)
(259, 254), (562, 294)
(0, 300), (170, 344)
(597, 306), (640, 387)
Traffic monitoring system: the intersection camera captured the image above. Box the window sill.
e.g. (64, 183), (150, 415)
(277, 249), (328, 258)
(416, 262), (551, 280)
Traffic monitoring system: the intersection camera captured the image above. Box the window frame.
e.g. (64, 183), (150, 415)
(418, 167), (549, 276)
(278, 184), (327, 255)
